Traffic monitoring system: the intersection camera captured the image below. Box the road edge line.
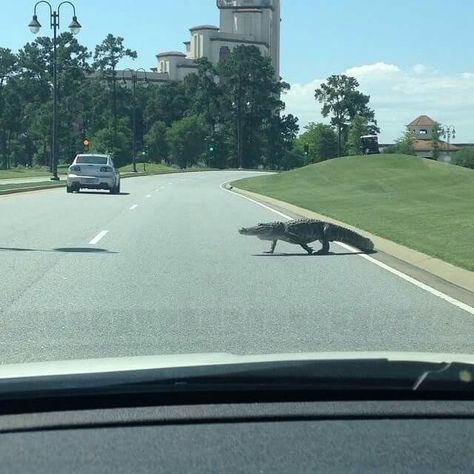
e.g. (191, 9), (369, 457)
(221, 181), (474, 316)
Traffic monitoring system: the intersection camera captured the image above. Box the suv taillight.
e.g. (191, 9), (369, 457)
(100, 166), (112, 172)
(70, 165), (81, 172)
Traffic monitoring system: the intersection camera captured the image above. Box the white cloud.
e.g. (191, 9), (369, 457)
(413, 64), (427, 75)
(284, 63), (474, 143)
(345, 62), (401, 77)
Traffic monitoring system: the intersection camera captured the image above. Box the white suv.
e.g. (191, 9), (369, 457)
(67, 154), (121, 194)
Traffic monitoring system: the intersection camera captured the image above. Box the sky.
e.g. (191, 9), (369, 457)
(2, 0), (474, 142)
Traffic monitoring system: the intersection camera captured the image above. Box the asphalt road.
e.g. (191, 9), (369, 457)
(1, 171), (473, 364)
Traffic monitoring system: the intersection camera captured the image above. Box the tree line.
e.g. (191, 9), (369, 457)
(0, 34), (301, 170)
(1, 32), (382, 171)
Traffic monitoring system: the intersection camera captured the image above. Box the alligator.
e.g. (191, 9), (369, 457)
(239, 219), (374, 255)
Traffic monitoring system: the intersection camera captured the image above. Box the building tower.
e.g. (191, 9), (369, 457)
(217, 0), (280, 78)
(154, 0), (281, 82)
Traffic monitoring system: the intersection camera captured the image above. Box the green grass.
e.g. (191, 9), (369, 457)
(0, 163), (212, 180)
(233, 154), (474, 271)
(0, 181), (64, 193)
(118, 163), (215, 175)
(0, 167), (58, 179)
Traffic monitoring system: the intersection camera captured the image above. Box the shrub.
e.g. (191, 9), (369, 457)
(453, 148), (474, 169)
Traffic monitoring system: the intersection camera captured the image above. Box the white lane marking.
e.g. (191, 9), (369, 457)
(220, 182), (289, 219)
(129, 204), (138, 210)
(221, 181), (474, 316)
(89, 230), (109, 245)
(146, 194), (152, 198)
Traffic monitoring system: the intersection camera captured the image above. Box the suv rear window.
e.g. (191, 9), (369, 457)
(76, 156), (108, 165)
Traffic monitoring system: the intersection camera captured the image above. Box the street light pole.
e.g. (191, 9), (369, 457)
(235, 63), (243, 170)
(442, 125), (456, 159)
(29, 1), (81, 181)
(123, 68), (147, 173)
(237, 97), (243, 170)
(52, 10), (58, 177)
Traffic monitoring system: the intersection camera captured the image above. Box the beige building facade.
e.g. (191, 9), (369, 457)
(407, 115), (459, 162)
(154, 0), (281, 82)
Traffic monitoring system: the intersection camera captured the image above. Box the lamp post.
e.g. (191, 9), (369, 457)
(122, 68), (147, 173)
(442, 125), (456, 156)
(231, 62), (245, 170)
(29, 1), (81, 181)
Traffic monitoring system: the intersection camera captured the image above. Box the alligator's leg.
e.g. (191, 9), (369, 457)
(299, 242), (315, 255)
(316, 223), (331, 254)
(263, 240), (278, 254)
(285, 233), (314, 255)
(315, 238), (330, 255)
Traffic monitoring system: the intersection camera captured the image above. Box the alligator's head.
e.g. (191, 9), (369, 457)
(238, 222), (285, 240)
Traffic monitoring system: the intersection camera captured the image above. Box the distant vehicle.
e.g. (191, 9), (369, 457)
(67, 154), (121, 194)
(360, 135), (380, 155)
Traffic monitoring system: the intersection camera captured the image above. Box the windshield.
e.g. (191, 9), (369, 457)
(76, 156), (109, 165)
(0, 0), (473, 380)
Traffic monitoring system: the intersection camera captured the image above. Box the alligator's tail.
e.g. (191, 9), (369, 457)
(324, 223), (374, 252)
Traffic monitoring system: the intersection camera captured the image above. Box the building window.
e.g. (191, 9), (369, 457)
(192, 35), (198, 59)
(419, 129), (428, 135)
(219, 46), (231, 62)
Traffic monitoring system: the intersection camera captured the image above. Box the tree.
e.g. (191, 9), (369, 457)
(297, 122), (338, 164)
(0, 48), (17, 87)
(453, 148), (474, 169)
(3, 34), (91, 168)
(218, 45), (286, 168)
(166, 115), (207, 168)
(93, 35), (137, 141)
(91, 118), (132, 166)
(0, 48), (19, 168)
(347, 114), (369, 155)
(184, 58), (222, 134)
(144, 82), (190, 127)
(392, 130), (416, 155)
(314, 75), (378, 157)
(431, 121), (443, 161)
(144, 121), (168, 163)
(264, 113), (300, 169)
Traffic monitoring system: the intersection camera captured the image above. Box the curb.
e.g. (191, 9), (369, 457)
(0, 183), (65, 195)
(229, 185), (474, 295)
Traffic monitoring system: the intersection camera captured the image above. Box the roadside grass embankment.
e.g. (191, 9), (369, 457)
(232, 154), (474, 272)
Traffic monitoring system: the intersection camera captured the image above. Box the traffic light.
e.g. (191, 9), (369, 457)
(207, 141), (215, 155)
(304, 143), (309, 157)
(83, 138), (90, 152)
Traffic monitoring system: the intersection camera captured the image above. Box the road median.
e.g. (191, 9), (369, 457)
(0, 182), (65, 195)
(0, 167), (215, 196)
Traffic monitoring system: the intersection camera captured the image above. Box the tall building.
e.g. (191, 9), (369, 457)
(154, 0), (281, 82)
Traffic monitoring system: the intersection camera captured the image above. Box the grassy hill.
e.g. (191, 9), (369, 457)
(233, 154), (474, 271)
